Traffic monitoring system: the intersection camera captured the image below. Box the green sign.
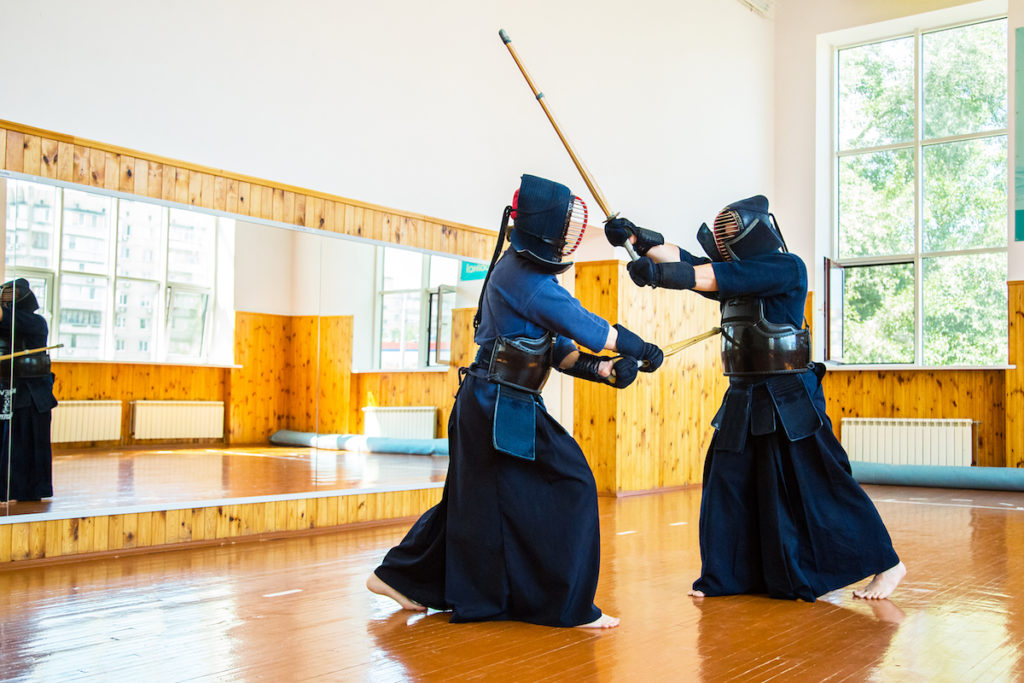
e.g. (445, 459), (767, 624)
(460, 261), (488, 281)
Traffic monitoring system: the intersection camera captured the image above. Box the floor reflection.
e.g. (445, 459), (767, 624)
(1, 445), (448, 517)
(1, 486), (1023, 679)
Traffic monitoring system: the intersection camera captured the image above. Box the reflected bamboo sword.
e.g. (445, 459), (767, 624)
(0, 343), (63, 362)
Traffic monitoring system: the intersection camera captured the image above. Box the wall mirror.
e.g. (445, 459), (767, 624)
(0, 170), (485, 518)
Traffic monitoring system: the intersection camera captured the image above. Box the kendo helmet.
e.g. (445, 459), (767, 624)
(696, 195), (786, 262)
(0, 278), (39, 312)
(509, 174), (588, 274)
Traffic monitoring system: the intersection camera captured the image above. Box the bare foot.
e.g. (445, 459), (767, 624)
(577, 613), (620, 629)
(853, 562), (906, 600)
(687, 588), (705, 598)
(366, 572), (426, 612)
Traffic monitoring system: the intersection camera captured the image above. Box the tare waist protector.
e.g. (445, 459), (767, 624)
(0, 352), (51, 379)
(720, 297), (810, 376)
(483, 334), (553, 394)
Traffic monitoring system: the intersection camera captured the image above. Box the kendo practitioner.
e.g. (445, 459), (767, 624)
(0, 278), (58, 503)
(367, 174), (664, 628)
(605, 196), (905, 601)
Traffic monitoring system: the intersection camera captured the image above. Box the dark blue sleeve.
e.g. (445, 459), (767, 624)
(0, 306), (49, 343)
(551, 335), (578, 367)
(522, 279), (610, 354)
(711, 253), (805, 299)
(679, 246), (712, 267)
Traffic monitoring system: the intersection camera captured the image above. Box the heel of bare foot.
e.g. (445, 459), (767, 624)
(366, 572), (426, 612)
(853, 561), (906, 600)
(577, 613), (620, 629)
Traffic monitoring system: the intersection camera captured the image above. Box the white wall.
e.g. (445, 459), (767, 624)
(318, 234), (377, 369)
(0, 0), (774, 253)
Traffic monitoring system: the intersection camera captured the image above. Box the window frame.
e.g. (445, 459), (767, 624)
(824, 13), (1009, 368)
(2, 172), (227, 366)
(373, 246), (459, 370)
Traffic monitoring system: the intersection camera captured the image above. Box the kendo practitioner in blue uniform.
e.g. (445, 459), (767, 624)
(0, 278), (58, 503)
(605, 196), (905, 601)
(367, 174), (664, 628)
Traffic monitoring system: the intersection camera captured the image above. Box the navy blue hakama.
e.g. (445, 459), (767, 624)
(374, 372), (602, 626)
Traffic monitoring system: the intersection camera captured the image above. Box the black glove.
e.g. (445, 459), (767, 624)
(613, 324), (663, 372)
(604, 217), (635, 247)
(561, 351), (638, 389)
(626, 258), (697, 290)
(604, 217), (664, 256)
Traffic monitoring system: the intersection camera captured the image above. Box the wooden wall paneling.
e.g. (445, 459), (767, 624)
(572, 262), (621, 494)
(171, 167), (188, 205)
(88, 148), (105, 188)
(272, 188), (285, 223)
(212, 175), (227, 213)
(186, 169), (201, 206)
(198, 172), (215, 210)
(0, 486), (447, 565)
(102, 152), (118, 191)
(822, 369), (1004, 467)
(131, 157), (149, 196)
(51, 362), (226, 446)
(56, 141), (73, 181)
(286, 315), (316, 432)
(317, 315), (353, 435)
(291, 192), (305, 227)
(226, 178), (239, 214)
(248, 182), (264, 218)
(40, 137), (59, 179)
(0, 524), (10, 563)
(259, 186), (273, 221)
(236, 181), (250, 215)
(118, 154), (133, 193)
(22, 134), (41, 176)
(229, 312), (290, 444)
(1007, 282), (1024, 467)
(0, 129), (6, 170)
(4, 131), (22, 172)
(573, 260), (725, 495)
(144, 159), (161, 200)
(70, 144), (87, 185)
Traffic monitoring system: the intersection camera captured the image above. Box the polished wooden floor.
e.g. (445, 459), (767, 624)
(2, 484), (1023, 681)
(1, 445), (448, 518)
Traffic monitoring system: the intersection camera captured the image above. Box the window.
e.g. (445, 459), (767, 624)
(376, 246), (459, 369)
(827, 17), (1008, 366)
(4, 178), (226, 363)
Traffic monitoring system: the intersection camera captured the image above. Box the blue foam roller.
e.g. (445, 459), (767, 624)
(851, 461), (1024, 492)
(270, 430), (448, 456)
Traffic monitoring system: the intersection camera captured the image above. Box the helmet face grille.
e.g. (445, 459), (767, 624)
(713, 209), (742, 261)
(560, 196), (588, 258)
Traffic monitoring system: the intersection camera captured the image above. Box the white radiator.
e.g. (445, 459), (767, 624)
(131, 400), (225, 439)
(362, 406), (436, 439)
(51, 400), (123, 443)
(841, 418), (975, 466)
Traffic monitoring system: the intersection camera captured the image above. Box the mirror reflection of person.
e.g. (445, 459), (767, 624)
(0, 278), (58, 503)
(606, 196), (905, 601)
(367, 174), (663, 628)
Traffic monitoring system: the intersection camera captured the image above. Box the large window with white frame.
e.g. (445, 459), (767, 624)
(376, 246), (459, 370)
(4, 177), (226, 363)
(827, 16), (1008, 366)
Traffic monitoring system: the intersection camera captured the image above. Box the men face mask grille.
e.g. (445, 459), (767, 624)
(560, 196), (588, 258)
(713, 209), (742, 262)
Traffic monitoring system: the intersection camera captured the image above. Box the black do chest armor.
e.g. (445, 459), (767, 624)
(720, 297), (810, 376)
